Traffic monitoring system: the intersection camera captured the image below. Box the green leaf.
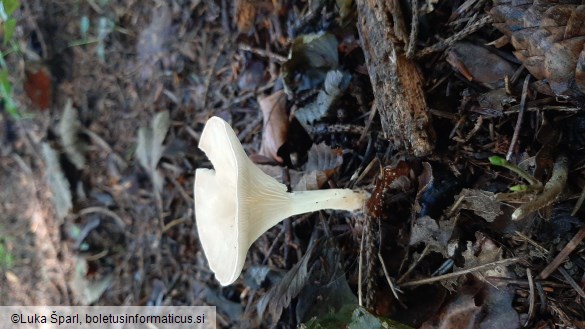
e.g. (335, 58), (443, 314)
(488, 156), (507, 167)
(3, 18), (17, 45)
(509, 185), (529, 192)
(2, 0), (20, 16)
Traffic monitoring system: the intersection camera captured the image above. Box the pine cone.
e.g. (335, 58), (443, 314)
(490, 1), (585, 97)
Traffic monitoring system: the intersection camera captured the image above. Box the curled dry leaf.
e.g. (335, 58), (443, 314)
(420, 280), (519, 329)
(294, 70), (351, 134)
(41, 143), (73, 221)
(447, 42), (516, 85)
(136, 111), (170, 193)
(455, 189), (503, 223)
(409, 215), (456, 257)
(58, 99), (86, 170)
(258, 90), (288, 163)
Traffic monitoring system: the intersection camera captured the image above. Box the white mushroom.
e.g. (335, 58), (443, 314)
(194, 116), (368, 285)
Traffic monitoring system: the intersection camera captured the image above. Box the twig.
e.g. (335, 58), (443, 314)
(525, 268), (536, 328)
(378, 253), (403, 302)
(538, 226), (585, 280)
(558, 267), (585, 298)
(202, 37), (228, 109)
(406, 0), (418, 59)
(358, 227), (365, 307)
(75, 206), (126, 229)
(417, 15), (492, 58)
(512, 154), (568, 220)
(507, 74), (531, 161)
(397, 244), (430, 284)
(399, 257), (521, 288)
(571, 183), (585, 216)
(238, 44), (287, 63)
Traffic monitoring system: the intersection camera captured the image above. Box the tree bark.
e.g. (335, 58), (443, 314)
(357, 0), (435, 156)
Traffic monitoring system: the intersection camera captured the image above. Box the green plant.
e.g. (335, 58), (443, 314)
(1, 0), (21, 118)
(0, 239), (14, 270)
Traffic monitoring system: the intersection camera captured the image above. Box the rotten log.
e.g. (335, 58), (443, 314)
(356, 0), (435, 157)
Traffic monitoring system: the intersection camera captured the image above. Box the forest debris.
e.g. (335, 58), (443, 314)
(58, 99), (86, 170)
(294, 70), (351, 134)
(356, 0), (435, 156)
(489, 1), (585, 96)
(136, 111), (170, 194)
(512, 154), (568, 220)
(455, 189), (502, 222)
(41, 143), (73, 221)
(446, 42), (517, 84)
(282, 33), (339, 94)
(457, 234), (506, 279)
(136, 4), (172, 82)
(23, 62), (52, 110)
(257, 241), (317, 323)
(259, 90), (288, 163)
(538, 226), (585, 280)
(420, 279), (519, 329)
(69, 257), (112, 305)
(409, 216), (456, 257)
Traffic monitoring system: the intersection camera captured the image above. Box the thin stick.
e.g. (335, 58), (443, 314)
(571, 183), (585, 216)
(358, 227), (365, 307)
(378, 252), (402, 302)
(399, 257), (521, 288)
(406, 0), (419, 58)
(238, 44), (287, 63)
(538, 226), (585, 280)
(506, 74), (531, 161)
(525, 268), (536, 328)
(558, 267), (585, 298)
(397, 244), (430, 284)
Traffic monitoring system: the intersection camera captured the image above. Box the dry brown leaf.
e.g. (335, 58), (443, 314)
(456, 189), (503, 222)
(409, 215), (456, 257)
(446, 42), (516, 84)
(421, 280), (519, 329)
(258, 90), (288, 163)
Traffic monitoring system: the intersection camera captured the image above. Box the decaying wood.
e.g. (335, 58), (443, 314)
(356, 0), (435, 157)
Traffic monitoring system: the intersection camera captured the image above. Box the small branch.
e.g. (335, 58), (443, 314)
(506, 74), (531, 161)
(399, 257), (521, 288)
(378, 253), (403, 302)
(538, 226), (585, 280)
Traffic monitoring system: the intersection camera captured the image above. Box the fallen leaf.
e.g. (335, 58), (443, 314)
(58, 99), (86, 170)
(41, 143), (73, 221)
(283, 33), (339, 94)
(257, 240), (317, 322)
(409, 215), (456, 257)
(136, 5), (173, 82)
(447, 42), (517, 84)
(420, 279), (519, 329)
(136, 111), (170, 193)
(294, 70), (351, 133)
(258, 90), (288, 163)
(455, 189), (503, 222)
(69, 257), (113, 305)
(24, 62), (52, 110)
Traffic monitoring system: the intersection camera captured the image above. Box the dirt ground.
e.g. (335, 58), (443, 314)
(1, 0), (585, 328)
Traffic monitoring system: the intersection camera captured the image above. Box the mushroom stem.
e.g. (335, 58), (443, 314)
(289, 189), (368, 214)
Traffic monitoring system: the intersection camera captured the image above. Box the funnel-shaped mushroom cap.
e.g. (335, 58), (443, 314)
(195, 116), (367, 285)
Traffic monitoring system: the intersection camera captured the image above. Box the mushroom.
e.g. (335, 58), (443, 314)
(194, 116), (369, 285)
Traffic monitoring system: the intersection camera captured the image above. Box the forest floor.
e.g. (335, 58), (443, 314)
(1, 0), (585, 328)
